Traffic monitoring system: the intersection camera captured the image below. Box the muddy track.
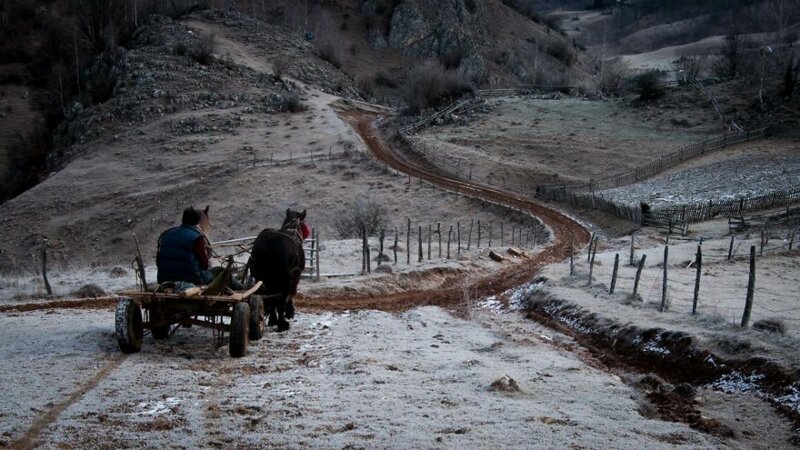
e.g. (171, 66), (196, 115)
(296, 109), (591, 312)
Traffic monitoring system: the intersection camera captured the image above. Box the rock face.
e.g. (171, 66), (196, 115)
(365, 0), (488, 82)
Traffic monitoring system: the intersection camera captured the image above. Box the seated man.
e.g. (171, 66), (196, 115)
(156, 207), (213, 285)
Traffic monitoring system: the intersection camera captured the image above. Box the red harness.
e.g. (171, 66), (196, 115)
(300, 222), (311, 240)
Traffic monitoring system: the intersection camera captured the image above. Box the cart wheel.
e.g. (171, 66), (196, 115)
(248, 295), (265, 341)
(115, 298), (143, 354)
(230, 302), (250, 358)
(150, 306), (170, 340)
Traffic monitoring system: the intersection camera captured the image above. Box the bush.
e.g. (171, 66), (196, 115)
(334, 199), (389, 239)
(280, 92), (306, 113)
(546, 40), (575, 66)
(190, 33), (216, 65)
(315, 40), (343, 69)
(635, 70), (664, 101)
(401, 60), (472, 114)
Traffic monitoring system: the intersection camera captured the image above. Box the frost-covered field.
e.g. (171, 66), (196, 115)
(600, 138), (800, 207)
(0, 306), (734, 449)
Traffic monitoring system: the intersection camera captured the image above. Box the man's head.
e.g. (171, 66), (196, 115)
(182, 205), (210, 227)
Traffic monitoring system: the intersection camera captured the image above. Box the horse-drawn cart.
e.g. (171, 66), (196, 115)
(115, 281), (265, 357)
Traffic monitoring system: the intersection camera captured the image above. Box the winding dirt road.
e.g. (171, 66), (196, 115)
(294, 108), (591, 313)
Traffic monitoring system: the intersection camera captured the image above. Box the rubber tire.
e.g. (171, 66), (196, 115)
(248, 296), (265, 341)
(116, 298), (143, 354)
(150, 305), (170, 340)
(229, 302), (250, 358)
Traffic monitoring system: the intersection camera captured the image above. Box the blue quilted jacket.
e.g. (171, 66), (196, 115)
(156, 225), (212, 285)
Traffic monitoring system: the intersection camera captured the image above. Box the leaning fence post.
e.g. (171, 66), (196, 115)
(692, 244), (702, 315)
(42, 238), (53, 296)
(660, 246), (669, 312)
(467, 219), (474, 250)
(741, 246), (756, 327)
(790, 229), (796, 251)
(610, 253), (620, 294)
(588, 241), (597, 285)
(632, 254), (647, 298)
(587, 233), (594, 263)
(728, 235), (735, 260)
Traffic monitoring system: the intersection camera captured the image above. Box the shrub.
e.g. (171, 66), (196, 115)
(281, 91), (306, 113)
(315, 40), (343, 69)
(547, 40), (575, 66)
(190, 33), (216, 65)
(635, 70), (664, 101)
(401, 60), (472, 114)
(334, 199), (389, 238)
(272, 57), (288, 81)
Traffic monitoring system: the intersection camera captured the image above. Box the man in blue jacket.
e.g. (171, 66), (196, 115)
(156, 207), (213, 285)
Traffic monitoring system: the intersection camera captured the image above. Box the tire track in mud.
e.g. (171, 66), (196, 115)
(298, 109), (591, 313)
(10, 354), (127, 449)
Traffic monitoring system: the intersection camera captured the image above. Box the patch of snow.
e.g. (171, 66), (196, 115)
(708, 372), (765, 394)
(134, 397), (181, 416)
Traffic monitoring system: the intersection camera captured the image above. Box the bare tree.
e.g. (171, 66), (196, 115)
(674, 54), (703, 83)
(715, 33), (742, 79)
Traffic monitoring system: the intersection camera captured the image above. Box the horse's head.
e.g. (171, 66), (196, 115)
(281, 208), (306, 230)
(183, 205), (211, 237)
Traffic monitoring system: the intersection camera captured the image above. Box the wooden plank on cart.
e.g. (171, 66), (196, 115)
(119, 281), (262, 304)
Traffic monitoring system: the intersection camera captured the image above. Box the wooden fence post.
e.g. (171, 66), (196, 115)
(588, 241), (597, 285)
(447, 225), (452, 259)
(361, 229), (366, 274)
(406, 218), (411, 265)
(512, 225), (516, 246)
(629, 232), (635, 266)
(378, 228), (385, 266)
(587, 233), (594, 263)
(467, 219), (474, 250)
(457, 221), (461, 255)
(610, 253), (619, 294)
(316, 229), (321, 281)
(418, 226), (423, 262)
(741, 246), (756, 327)
(632, 254), (647, 298)
(790, 229), (796, 251)
(569, 238), (575, 276)
(760, 227), (765, 256)
(427, 224), (432, 260)
(488, 222), (492, 247)
(692, 244), (702, 315)
(42, 238), (53, 296)
(393, 227), (398, 265)
(728, 235), (735, 260)
(477, 220), (481, 248)
(660, 246), (669, 312)
(500, 222), (504, 246)
(437, 223), (442, 258)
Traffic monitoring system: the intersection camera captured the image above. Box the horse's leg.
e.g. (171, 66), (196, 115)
(275, 294), (290, 332)
(266, 296), (278, 327)
(285, 294), (295, 320)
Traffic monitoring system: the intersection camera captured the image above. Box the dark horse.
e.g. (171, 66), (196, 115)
(249, 209), (307, 332)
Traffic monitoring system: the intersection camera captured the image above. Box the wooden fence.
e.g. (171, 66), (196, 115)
(537, 127), (768, 195)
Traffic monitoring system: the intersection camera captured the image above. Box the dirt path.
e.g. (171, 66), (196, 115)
(301, 109), (591, 313)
